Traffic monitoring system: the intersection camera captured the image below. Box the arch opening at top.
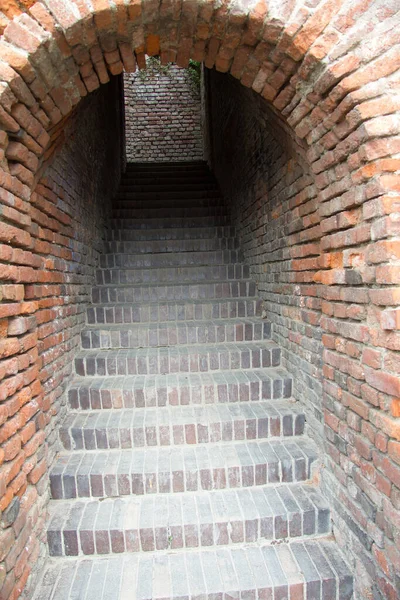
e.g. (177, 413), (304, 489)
(0, 2), (400, 600)
(0, 0), (399, 181)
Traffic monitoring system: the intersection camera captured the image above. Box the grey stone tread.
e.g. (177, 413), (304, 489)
(92, 278), (255, 299)
(81, 316), (270, 338)
(99, 249), (240, 268)
(81, 317), (268, 328)
(111, 212), (227, 222)
(118, 180), (218, 187)
(94, 277), (254, 289)
(75, 340), (280, 376)
(33, 538), (353, 599)
(116, 186), (220, 194)
(87, 297), (261, 324)
(105, 226), (235, 241)
(124, 168), (213, 172)
(96, 263), (248, 281)
(115, 194), (222, 202)
(96, 263), (249, 284)
(59, 399), (305, 450)
(109, 216), (230, 229)
(49, 437), (318, 500)
(47, 482), (330, 556)
(121, 175), (215, 182)
(114, 196), (221, 205)
(126, 160), (207, 165)
(98, 258), (241, 270)
(104, 237), (238, 253)
(111, 207), (227, 219)
(80, 318), (271, 349)
(68, 367), (293, 409)
(88, 296), (260, 307)
(88, 297), (259, 307)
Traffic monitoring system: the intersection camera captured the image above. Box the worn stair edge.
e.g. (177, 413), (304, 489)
(59, 399), (305, 451)
(96, 262), (248, 277)
(68, 368), (293, 410)
(86, 297), (262, 325)
(115, 191), (222, 199)
(105, 226), (236, 241)
(98, 249), (242, 269)
(74, 341), (280, 377)
(80, 318), (272, 350)
(92, 279), (257, 303)
(108, 216), (231, 229)
(103, 238), (239, 253)
(47, 482), (330, 557)
(33, 538), (353, 600)
(116, 187), (220, 196)
(95, 265), (250, 285)
(49, 437), (319, 500)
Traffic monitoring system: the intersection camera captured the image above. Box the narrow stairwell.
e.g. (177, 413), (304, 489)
(34, 162), (353, 599)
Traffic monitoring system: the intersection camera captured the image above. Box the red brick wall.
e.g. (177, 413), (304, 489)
(0, 77), (122, 599)
(207, 68), (400, 600)
(124, 62), (203, 162)
(0, 1), (399, 599)
(208, 69), (322, 440)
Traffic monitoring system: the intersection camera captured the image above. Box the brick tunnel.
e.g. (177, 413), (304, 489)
(0, 1), (400, 599)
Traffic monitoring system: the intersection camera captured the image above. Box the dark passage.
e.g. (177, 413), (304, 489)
(37, 162), (352, 598)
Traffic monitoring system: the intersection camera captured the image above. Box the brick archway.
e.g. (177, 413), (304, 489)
(1, 1), (399, 197)
(0, 1), (400, 599)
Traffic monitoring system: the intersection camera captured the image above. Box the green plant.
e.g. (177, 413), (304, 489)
(135, 55), (201, 96)
(137, 55), (172, 81)
(187, 59), (201, 94)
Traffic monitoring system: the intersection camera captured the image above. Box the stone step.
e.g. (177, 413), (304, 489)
(59, 400), (305, 451)
(112, 202), (224, 213)
(105, 225), (235, 241)
(116, 190), (221, 201)
(47, 482), (330, 557)
(127, 159), (207, 166)
(86, 298), (262, 325)
(103, 236), (238, 254)
(124, 164), (211, 172)
(109, 215), (230, 229)
(125, 161), (208, 171)
(80, 318), (272, 350)
(75, 341), (278, 377)
(92, 279), (257, 304)
(117, 182), (218, 193)
(124, 171), (210, 179)
(121, 175), (217, 186)
(123, 169), (214, 176)
(68, 368), (292, 410)
(99, 250), (241, 270)
(112, 207), (226, 219)
(49, 437), (319, 500)
(95, 263), (249, 285)
(33, 538), (353, 600)
(124, 167), (209, 175)
(114, 198), (223, 210)
(121, 173), (214, 184)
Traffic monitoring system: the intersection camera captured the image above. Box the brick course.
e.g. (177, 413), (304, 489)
(124, 63), (203, 162)
(0, 77), (122, 599)
(208, 69), (323, 445)
(207, 64), (400, 600)
(0, 1), (398, 598)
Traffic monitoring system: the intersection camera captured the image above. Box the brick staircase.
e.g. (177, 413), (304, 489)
(34, 162), (353, 599)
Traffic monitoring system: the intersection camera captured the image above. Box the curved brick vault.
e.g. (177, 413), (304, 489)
(0, 1), (399, 599)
